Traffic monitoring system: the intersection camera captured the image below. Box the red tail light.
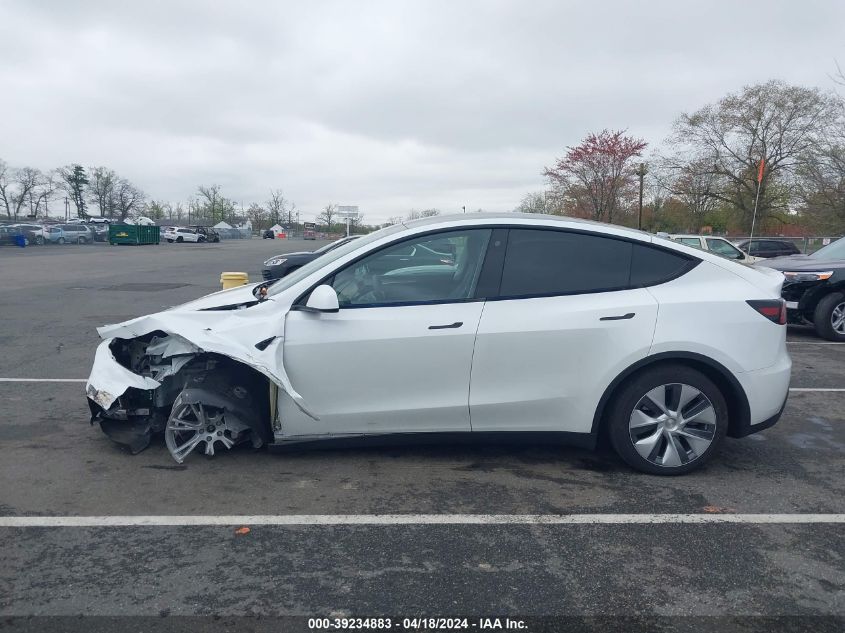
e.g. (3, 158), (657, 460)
(747, 299), (786, 325)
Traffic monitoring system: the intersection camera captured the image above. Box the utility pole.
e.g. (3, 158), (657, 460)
(462, 205), (466, 214)
(636, 163), (647, 230)
(64, 196), (69, 222)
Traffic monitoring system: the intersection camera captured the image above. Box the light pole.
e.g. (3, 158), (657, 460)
(462, 205), (466, 214)
(64, 196), (69, 222)
(636, 163), (648, 230)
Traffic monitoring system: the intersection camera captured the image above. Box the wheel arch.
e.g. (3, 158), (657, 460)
(591, 352), (751, 440)
(801, 281), (845, 316)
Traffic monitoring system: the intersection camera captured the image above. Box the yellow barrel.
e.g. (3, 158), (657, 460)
(220, 271), (249, 289)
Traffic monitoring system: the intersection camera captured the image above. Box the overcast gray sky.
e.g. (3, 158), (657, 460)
(2, 0), (844, 223)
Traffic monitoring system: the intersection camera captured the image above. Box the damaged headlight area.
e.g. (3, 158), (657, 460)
(87, 332), (271, 463)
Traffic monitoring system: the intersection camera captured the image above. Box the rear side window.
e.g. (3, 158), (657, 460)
(630, 244), (694, 286)
(499, 229), (632, 297)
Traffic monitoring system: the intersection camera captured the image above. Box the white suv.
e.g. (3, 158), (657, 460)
(163, 227), (205, 243)
(670, 234), (759, 263)
(87, 213), (791, 474)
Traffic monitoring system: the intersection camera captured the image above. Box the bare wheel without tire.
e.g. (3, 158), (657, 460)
(608, 365), (728, 475)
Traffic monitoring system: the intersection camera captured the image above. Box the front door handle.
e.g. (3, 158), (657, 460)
(600, 312), (635, 321)
(429, 321), (463, 330)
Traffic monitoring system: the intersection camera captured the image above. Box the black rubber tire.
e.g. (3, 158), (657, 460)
(198, 236), (206, 243)
(176, 236), (183, 243)
(166, 239), (173, 243)
(77, 236), (86, 244)
(813, 291), (845, 342)
(607, 364), (729, 475)
(35, 236), (44, 245)
(57, 237), (65, 244)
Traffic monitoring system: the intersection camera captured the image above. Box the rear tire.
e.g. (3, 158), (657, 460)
(176, 236), (183, 243)
(35, 236), (44, 245)
(57, 237), (65, 244)
(607, 364), (728, 475)
(813, 292), (845, 342)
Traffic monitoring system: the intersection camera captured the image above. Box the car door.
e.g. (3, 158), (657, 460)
(470, 228), (690, 434)
(280, 228), (493, 437)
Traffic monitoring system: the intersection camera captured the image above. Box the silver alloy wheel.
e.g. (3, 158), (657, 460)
(628, 383), (717, 468)
(832, 301), (845, 335)
(165, 396), (248, 463)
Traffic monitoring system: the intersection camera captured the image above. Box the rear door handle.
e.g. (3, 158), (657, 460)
(429, 321), (463, 330)
(600, 312), (635, 321)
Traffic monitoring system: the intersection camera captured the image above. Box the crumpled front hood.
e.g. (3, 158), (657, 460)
(167, 282), (262, 311)
(89, 284), (317, 419)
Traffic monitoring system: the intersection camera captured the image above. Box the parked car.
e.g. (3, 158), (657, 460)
(736, 239), (801, 258)
(40, 225), (66, 244)
(90, 224), (109, 242)
(5, 224), (45, 245)
(0, 225), (28, 246)
(669, 234), (759, 263)
(87, 213), (790, 474)
(262, 235), (364, 280)
(57, 223), (96, 244)
(190, 225), (221, 242)
(263, 229), (276, 239)
(755, 236), (845, 341)
(163, 227), (205, 243)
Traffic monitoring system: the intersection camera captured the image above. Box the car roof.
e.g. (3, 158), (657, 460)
(402, 212), (655, 241)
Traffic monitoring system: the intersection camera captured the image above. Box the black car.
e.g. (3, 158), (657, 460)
(756, 237), (845, 341)
(262, 236), (363, 280)
(262, 229), (275, 239)
(736, 238), (801, 258)
(190, 225), (221, 242)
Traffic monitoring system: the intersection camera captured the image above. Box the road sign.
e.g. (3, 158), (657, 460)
(337, 205), (359, 219)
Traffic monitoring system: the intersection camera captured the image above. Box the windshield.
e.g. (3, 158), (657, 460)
(267, 223), (405, 296)
(810, 237), (845, 261)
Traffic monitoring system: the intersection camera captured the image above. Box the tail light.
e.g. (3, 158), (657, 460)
(747, 299), (787, 325)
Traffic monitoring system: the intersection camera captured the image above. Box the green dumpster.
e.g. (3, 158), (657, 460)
(108, 224), (160, 245)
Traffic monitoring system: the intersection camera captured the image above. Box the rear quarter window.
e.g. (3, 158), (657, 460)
(630, 244), (696, 287)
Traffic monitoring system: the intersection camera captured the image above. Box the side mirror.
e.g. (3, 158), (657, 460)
(292, 285), (339, 314)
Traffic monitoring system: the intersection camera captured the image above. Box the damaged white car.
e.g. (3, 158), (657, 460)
(87, 213), (791, 474)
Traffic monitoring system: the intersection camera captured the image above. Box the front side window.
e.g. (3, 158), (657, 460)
(330, 229), (491, 307)
(706, 238), (743, 259)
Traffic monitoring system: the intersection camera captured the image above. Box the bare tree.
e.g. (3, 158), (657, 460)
(7, 167), (41, 221)
(406, 208), (440, 220)
(666, 80), (843, 231)
(513, 191), (548, 214)
(247, 202), (269, 231)
(114, 179), (145, 220)
(0, 159), (13, 220)
(318, 203), (337, 229)
(88, 166), (118, 217)
(266, 189), (289, 225)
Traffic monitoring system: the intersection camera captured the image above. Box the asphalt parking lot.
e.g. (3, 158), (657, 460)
(0, 239), (843, 630)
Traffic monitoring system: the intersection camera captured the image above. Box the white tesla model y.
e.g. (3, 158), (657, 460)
(87, 213), (791, 474)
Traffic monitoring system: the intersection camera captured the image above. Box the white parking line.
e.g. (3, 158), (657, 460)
(789, 388), (845, 392)
(0, 514), (843, 527)
(787, 341), (845, 345)
(0, 378), (86, 383)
